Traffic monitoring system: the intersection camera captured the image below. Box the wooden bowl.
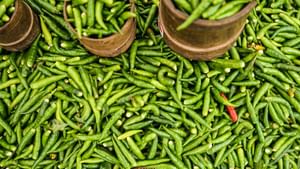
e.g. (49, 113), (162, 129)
(63, 0), (136, 57)
(158, 0), (257, 60)
(0, 0), (40, 51)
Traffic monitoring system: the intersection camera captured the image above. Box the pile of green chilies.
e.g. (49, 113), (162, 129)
(135, 0), (159, 37)
(66, 0), (136, 39)
(174, 0), (252, 30)
(1, 0), (300, 169)
(0, 0), (15, 27)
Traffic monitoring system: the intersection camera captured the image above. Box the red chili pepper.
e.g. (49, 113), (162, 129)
(220, 93), (238, 123)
